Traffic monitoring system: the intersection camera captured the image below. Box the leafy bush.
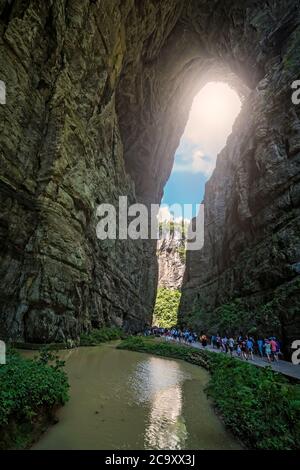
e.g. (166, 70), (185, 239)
(119, 336), (189, 358)
(118, 337), (300, 450)
(80, 326), (125, 346)
(207, 354), (300, 450)
(213, 300), (256, 334)
(0, 349), (69, 449)
(119, 336), (212, 369)
(153, 288), (181, 328)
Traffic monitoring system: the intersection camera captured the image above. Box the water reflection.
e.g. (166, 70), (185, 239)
(131, 357), (189, 449)
(145, 384), (188, 449)
(27, 346), (241, 450)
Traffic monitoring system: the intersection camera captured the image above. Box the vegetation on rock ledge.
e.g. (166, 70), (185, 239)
(80, 327), (125, 346)
(185, 278), (300, 346)
(0, 349), (69, 450)
(118, 337), (300, 450)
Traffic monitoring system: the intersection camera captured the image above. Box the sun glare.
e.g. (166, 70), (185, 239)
(162, 82), (242, 221)
(172, 82), (242, 178)
(184, 82), (242, 156)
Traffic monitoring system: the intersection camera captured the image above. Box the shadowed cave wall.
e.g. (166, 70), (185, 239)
(0, 0), (299, 346)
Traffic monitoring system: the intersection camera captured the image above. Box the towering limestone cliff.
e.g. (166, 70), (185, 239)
(179, 5), (300, 352)
(0, 1), (299, 347)
(157, 236), (185, 290)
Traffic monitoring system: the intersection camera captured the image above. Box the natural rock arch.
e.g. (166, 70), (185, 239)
(0, 0), (299, 349)
(118, 0), (300, 353)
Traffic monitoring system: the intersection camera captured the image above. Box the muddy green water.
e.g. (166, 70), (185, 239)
(30, 343), (240, 450)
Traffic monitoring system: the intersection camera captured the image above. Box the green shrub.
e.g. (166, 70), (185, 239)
(207, 354), (300, 450)
(118, 337), (300, 450)
(153, 288), (181, 328)
(0, 349), (69, 449)
(119, 336), (189, 358)
(80, 326), (125, 346)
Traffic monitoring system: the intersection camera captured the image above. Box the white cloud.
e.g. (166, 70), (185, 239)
(174, 149), (216, 176)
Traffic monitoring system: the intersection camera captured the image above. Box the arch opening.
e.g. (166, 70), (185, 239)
(154, 81), (243, 329)
(161, 81), (242, 221)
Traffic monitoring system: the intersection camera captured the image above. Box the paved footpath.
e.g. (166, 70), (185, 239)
(188, 341), (300, 380)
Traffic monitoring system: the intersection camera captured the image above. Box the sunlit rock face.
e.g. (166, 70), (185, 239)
(157, 236), (185, 290)
(0, 0), (299, 344)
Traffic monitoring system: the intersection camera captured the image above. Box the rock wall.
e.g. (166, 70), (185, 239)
(0, 0), (170, 342)
(179, 3), (300, 351)
(0, 0), (299, 345)
(157, 236), (185, 290)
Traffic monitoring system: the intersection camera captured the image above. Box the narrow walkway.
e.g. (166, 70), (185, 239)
(188, 341), (300, 380)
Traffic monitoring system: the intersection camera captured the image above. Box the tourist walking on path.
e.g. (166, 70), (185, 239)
(264, 339), (271, 363)
(257, 338), (264, 358)
(200, 333), (208, 349)
(246, 337), (254, 360)
(241, 339), (248, 360)
(228, 337), (235, 357)
(270, 337), (278, 362)
(221, 336), (228, 353)
(188, 333), (194, 344)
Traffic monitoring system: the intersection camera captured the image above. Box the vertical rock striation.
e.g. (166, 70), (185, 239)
(157, 236), (185, 290)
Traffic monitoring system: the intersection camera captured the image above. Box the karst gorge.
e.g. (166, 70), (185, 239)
(0, 0), (300, 453)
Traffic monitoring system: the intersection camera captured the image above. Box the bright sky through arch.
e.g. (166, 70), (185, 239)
(161, 82), (242, 220)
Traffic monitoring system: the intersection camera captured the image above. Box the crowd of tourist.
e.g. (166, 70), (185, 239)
(144, 327), (283, 362)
